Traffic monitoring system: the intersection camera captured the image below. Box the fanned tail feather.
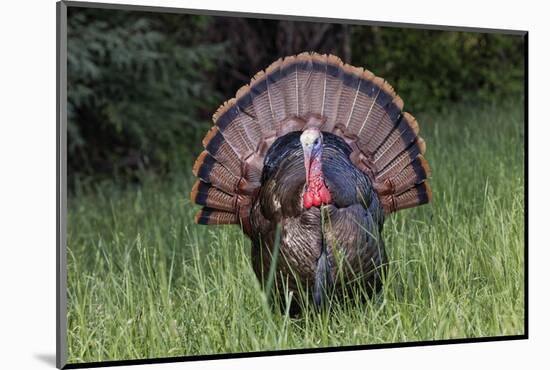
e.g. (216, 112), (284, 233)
(265, 58), (287, 125)
(381, 182), (432, 214)
(195, 207), (239, 225)
(191, 52), (431, 229)
(191, 181), (237, 212)
(322, 55), (345, 132)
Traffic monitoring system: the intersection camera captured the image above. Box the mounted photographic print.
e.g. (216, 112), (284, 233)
(56, 1), (527, 368)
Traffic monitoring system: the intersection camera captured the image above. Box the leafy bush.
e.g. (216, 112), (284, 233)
(67, 9), (226, 183)
(350, 27), (524, 112)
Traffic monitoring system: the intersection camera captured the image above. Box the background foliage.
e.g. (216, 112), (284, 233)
(67, 8), (524, 185)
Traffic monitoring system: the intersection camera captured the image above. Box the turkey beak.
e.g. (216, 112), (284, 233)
(302, 144), (312, 184)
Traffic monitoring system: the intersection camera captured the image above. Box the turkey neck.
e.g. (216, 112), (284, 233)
(307, 154), (325, 195)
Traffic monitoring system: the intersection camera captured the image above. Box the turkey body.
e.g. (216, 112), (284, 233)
(190, 52), (431, 313)
(250, 131), (386, 305)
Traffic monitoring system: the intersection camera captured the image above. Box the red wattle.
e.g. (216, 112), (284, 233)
(303, 184), (331, 209)
(303, 155), (331, 209)
(303, 191), (313, 209)
(319, 186), (331, 204)
(313, 193), (321, 207)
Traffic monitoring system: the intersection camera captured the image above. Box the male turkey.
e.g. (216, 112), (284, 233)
(190, 52), (431, 311)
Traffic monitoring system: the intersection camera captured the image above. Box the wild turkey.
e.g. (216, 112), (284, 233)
(190, 52), (431, 311)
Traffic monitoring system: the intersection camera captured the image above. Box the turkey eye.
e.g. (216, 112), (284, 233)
(313, 139), (319, 145)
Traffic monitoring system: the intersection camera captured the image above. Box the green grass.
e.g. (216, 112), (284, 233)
(66, 102), (525, 364)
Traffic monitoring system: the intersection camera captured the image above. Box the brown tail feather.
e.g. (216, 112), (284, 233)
(374, 155), (430, 196)
(321, 55), (345, 132)
(344, 69), (378, 136)
(235, 85), (264, 145)
(381, 182), (432, 214)
(265, 58), (287, 125)
(195, 207), (239, 225)
(281, 56), (300, 117)
(390, 156), (430, 195)
(190, 181), (237, 212)
(212, 98), (256, 158)
(191, 52), (431, 229)
(374, 141), (421, 181)
(192, 151), (244, 195)
(372, 113), (420, 170)
(336, 64), (363, 135)
(296, 52), (312, 116)
(202, 127), (241, 176)
(248, 70), (277, 136)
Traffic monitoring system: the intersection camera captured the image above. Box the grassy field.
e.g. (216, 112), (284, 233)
(66, 102), (525, 364)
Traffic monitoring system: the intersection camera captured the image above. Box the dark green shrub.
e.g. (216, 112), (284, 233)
(350, 27), (524, 112)
(67, 9), (226, 183)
